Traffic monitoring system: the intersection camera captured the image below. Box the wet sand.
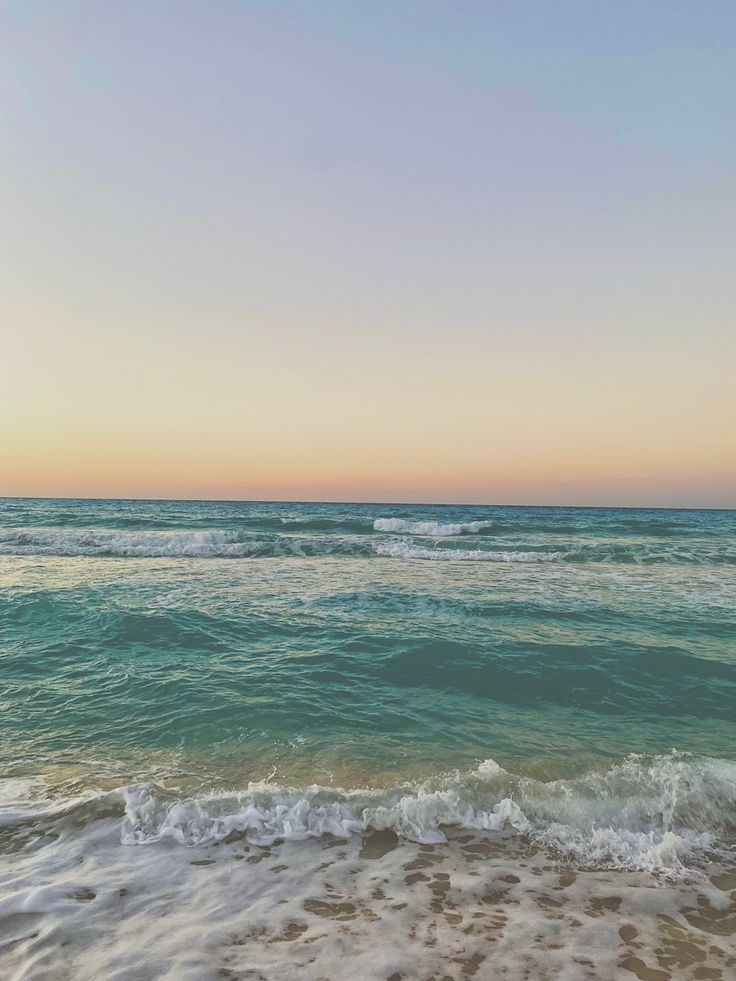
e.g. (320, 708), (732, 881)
(3, 823), (734, 980)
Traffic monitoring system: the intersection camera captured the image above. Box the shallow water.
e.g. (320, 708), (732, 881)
(1, 498), (735, 978)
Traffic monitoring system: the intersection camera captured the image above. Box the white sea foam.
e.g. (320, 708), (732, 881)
(117, 753), (736, 873)
(1, 526), (733, 565)
(373, 518), (493, 536)
(0, 776), (51, 828)
(0, 528), (363, 559)
(5, 790), (734, 981)
(3, 754), (735, 980)
(0, 527), (259, 558)
(374, 541), (559, 562)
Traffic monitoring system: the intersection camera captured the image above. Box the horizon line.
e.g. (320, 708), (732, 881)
(1, 494), (733, 513)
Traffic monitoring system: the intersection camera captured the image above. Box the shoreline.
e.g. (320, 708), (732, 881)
(3, 823), (734, 980)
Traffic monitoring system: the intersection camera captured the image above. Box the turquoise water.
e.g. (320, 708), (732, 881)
(2, 498), (734, 794)
(2, 494), (736, 892)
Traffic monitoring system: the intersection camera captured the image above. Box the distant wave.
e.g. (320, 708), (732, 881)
(374, 518), (494, 536)
(274, 516), (373, 534)
(0, 528), (256, 558)
(1, 527), (734, 565)
(0, 528), (371, 559)
(374, 542), (558, 562)
(375, 540), (736, 566)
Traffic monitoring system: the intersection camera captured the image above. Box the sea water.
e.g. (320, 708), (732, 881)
(1, 499), (735, 979)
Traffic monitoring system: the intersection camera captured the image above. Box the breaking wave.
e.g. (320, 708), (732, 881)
(374, 540), (736, 565)
(6, 754), (730, 873)
(374, 542), (558, 562)
(0, 526), (733, 565)
(0, 528), (260, 558)
(373, 518), (494, 536)
(113, 752), (736, 873)
(0, 528), (373, 559)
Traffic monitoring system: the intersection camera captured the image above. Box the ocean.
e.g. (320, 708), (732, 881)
(1, 498), (735, 980)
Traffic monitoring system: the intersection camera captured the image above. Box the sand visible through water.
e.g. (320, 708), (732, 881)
(3, 818), (735, 980)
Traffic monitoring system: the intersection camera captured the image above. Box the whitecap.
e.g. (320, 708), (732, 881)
(374, 541), (560, 562)
(373, 518), (493, 537)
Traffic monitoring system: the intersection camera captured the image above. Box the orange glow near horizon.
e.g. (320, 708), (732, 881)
(3, 322), (734, 506)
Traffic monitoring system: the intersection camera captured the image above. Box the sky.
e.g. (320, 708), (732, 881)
(1, 0), (734, 506)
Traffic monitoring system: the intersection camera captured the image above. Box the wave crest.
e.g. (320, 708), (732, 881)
(374, 542), (559, 562)
(0, 528), (375, 559)
(374, 518), (493, 536)
(1, 527), (733, 565)
(0, 528), (258, 558)
(119, 753), (736, 873)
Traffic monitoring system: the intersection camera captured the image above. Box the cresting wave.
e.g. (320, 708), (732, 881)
(0, 527), (525, 560)
(374, 542), (560, 562)
(373, 518), (494, 536)
(112, 753), (736, 874)
(373, 541), (736, 564)
(0, 528), (373, 559)
(1, 526), (734, 564)
(0, 528), (259, 558)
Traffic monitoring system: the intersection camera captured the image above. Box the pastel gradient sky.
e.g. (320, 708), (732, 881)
(2, 1), (734, 506)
